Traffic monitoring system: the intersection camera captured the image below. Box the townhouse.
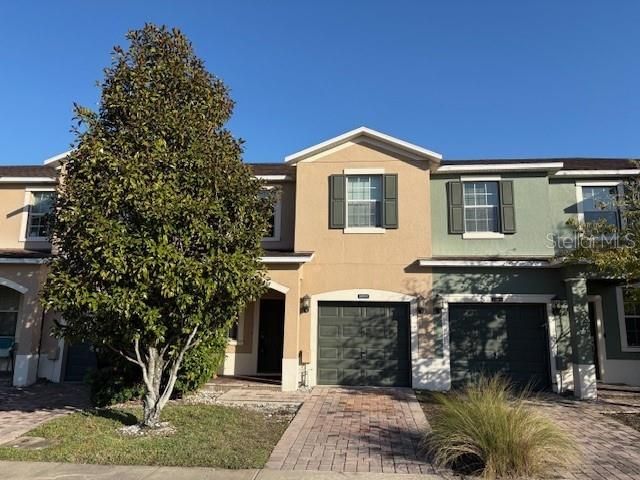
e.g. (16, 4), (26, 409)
(1, 128), (638, 400)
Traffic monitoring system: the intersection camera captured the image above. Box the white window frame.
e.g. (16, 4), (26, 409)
(20, 187), (56, 243)
(261, 186), (282, 243)
(343, 168), (386, 234)
(575, 181), (623, 227)
(616, 287), (640, 352)
(459, 176), (504, 239)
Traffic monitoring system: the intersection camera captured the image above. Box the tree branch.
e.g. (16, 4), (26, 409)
(158, 325), (199, 406)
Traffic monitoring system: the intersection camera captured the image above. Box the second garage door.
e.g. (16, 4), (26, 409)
(317, 302), (410, 387)
(449, 303), (551, 390)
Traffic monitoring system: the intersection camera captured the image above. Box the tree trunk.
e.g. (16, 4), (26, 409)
(140, 347), (166, 428)
(129, 328), (199, 428)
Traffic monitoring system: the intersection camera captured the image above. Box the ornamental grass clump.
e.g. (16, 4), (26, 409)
(424, 376), (579, 479)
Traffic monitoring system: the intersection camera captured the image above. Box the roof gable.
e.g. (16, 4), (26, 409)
(284, 127), (442, 165)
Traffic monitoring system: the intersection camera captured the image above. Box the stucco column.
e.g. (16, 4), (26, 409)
(281, 283), (300, 392)
(13, 288), (43, 387)
(565, 277), (597, 400)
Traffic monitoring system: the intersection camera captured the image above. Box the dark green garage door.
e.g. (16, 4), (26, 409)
(449, 303), (550, 390)
(317, 302), (410, 386)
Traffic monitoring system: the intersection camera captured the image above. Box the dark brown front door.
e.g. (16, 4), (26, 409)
(257, 299), (285, 374)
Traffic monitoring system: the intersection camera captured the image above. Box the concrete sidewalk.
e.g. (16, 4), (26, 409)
(1, 461), (447, 480)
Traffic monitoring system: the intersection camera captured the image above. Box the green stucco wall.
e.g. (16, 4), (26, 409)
(589, 281), (640, 361)
(432, 268), (573, 363)
(431, 173), (555, 257)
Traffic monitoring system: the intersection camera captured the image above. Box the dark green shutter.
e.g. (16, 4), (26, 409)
(382, 174), (398, 229)
(447, 181), (464, 234)
(500, 180), (516, 233)
(329, 175), (345, 229)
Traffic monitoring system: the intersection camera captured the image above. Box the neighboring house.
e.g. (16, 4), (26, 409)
(1, 127), (639, 400)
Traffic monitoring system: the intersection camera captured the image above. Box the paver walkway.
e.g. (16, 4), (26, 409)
(266, 387), (444, 475)
(533, 394), (640, 480)
(0, 382), (89, 445)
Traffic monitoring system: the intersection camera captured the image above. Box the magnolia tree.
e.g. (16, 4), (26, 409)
(565, 165), (640, 285)
(43, 24), (272, 427)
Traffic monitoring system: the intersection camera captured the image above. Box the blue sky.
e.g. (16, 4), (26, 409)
(1, 1), (639, 165)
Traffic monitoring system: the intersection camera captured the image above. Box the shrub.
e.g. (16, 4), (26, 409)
(173, 336), (227, 396)
(424, 376), (579, 479)
(88, 336), (226, 405)
(87, 352), (144, 407)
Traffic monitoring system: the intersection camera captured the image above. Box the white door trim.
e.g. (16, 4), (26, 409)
(587, 295), (606, 381)
(309, 289), (418, 388)
(440, 294), (560, 393)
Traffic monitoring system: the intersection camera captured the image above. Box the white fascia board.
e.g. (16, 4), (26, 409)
(43, 150), (73, 166)
(418, 259), (557, 268)
(435, 162), (564, 174)
(284, 126), (442, 163)
(554, 169), (640, 177)
(0, 177), (57, 184)
(0, 258), (49, 264)
(255, 175), (292, 181)
(260, 253), (314, 264)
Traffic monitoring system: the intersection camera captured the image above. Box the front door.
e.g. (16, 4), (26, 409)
(257, 299), (285, 374)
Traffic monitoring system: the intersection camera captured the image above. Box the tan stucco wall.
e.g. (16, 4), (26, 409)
(0, 264), (48, 355)
(0, 184), (53, 251)
(0, 186), (28, 249)
(292, 141), (435, 363)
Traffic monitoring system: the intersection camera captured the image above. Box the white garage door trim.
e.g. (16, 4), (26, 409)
(440, 294), (560, 393)
(309, 290), (423, 388)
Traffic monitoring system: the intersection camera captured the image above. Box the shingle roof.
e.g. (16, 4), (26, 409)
(0, 165), (57, 177)
(442, 158), (638, 170)
(0, 249), (51, 258)
(248, 163), (296, 176)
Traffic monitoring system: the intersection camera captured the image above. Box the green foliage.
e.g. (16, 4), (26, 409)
(42, 24), (271, 414)
(87, 349), (143, 407)
(424, 376), (579, 479)
(88, 334), (226, 406)
(565, 164), (640, 283)
(174, 334), (226, 396)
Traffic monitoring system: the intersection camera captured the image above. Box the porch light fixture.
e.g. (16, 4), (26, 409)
(301, 294), (311, 313)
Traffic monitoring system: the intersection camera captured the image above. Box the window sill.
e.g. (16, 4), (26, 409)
(621, 345), (640, 353)
(22, 237), (50, 243)
(462, 232), (505, 240)
(343, 227), (386, 234)
(262, 237), (281, 242)
(227, 339), (243, 346)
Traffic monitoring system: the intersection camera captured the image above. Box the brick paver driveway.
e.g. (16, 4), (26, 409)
(266, 387), (443, 475)
(0, 381), (89, 444)
(533, 394), (640, 480)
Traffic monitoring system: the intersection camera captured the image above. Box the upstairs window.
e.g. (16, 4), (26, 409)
(581, 185), (620, 228)
(447, 179), (515, 236)
(26, 191), (55, 240)
(463, 182), (500, 233)
(346, 175), (382, 228)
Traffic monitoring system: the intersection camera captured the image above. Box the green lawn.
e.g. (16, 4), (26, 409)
(0, 404), (290, 468)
